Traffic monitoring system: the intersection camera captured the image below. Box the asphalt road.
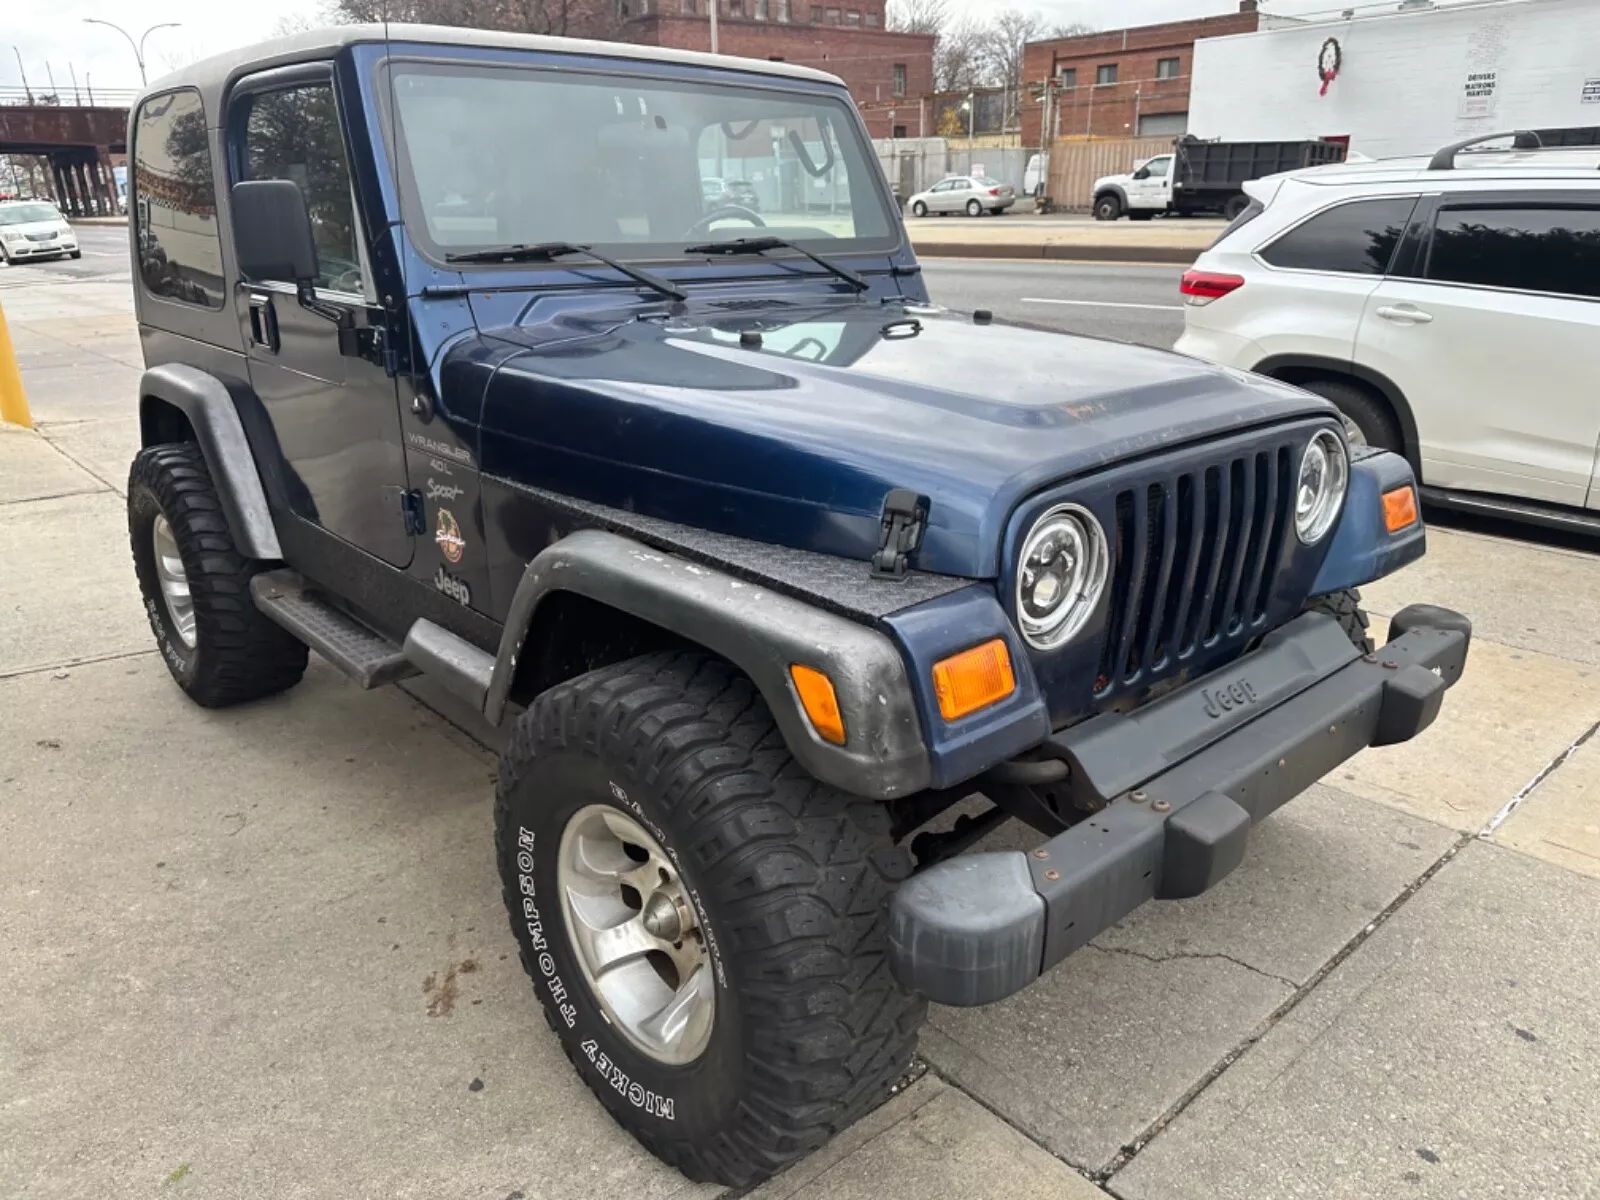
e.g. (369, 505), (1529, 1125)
(921, 259), (1187, 349)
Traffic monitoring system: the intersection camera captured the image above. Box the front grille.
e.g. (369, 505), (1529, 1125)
(24, 232), (58, 242)
(1095, 443), (1295, 696)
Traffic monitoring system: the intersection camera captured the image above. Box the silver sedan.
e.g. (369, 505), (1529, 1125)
(906, 175), (1017, 217)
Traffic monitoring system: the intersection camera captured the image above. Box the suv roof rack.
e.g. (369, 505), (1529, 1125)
(1427, 130), (1542, 170)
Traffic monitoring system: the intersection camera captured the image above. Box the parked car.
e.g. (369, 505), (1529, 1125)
(1176, 130), (1600, 533)
(1093, 136), (1347, 222)
(124, 24), (1469, 1189)
(907, 174), (1016, 216)
(700, 177), (760, 211)
(0, 200), (80, 264)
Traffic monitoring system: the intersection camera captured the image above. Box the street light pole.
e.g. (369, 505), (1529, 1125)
(81, 19), (181, 87)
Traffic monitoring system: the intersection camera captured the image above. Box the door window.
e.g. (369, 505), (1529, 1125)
(238, 82), (365, 295)
(1142, 156), (1170, 178)
(1260, 196), (1418, 275)
(1425, 205), (1600, 299)
(132, 89), (225, 309)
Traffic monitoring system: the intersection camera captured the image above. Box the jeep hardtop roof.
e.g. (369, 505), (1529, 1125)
(140, 22), (844, 112)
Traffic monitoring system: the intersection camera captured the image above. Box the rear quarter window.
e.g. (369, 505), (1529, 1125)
(1259, 196), (1418, 275)
(133, 88), (225, 309)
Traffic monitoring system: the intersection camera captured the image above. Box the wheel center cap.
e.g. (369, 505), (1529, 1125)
(641, 891), (682, 942)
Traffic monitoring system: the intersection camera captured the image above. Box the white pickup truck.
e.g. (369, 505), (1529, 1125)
(1091, 153), (1186, 222)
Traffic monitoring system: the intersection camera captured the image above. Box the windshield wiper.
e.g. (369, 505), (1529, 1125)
(443, 241), (686, 302)
(682, 236), (868, 292)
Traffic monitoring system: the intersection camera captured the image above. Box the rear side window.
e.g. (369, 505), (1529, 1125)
(133, 89), (225, 308)
(1426, 205), (1600, 299)
(1260, 196), (1418, 275)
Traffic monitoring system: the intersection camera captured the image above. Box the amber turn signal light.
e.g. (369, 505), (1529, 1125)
(932, 639), (1016, 722)
(1382, 485), (1419, 533)
(791, 664), (846, 745)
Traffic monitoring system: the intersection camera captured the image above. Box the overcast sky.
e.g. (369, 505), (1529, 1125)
(5, 0), (1479, 96)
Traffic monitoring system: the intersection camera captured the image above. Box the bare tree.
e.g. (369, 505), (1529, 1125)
(1047, 20), (1093, 38)
(980, 8), (1046, 128)
(327, 0), (619, 38)
(933, 15), (988, 93)
(886, 0), (949, 35)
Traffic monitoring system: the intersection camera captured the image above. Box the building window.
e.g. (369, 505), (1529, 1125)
(777, 0), (789, 17)
(846, 9), (861, 23)
(826, 7), (841, 23)
(1056, 67), (1076, 89)
(866, 10), (878, 24)
(892, 123), (907, 137)
(729, 0), (743, 14)
(1156, 57), (1180, 80)
(755, 0), (768, 17)
(1096, 63), (1117, 85)
(893, 63), (906, 96)
(811, 4), (822, 20)
(682, 0), (695, 10)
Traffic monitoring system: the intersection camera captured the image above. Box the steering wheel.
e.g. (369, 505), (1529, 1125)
(684, 205), (767, 238)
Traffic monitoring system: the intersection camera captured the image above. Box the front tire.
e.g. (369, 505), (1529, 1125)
(1305, 589), (1373, 653)
(1093, 194), (1121, 221)
(495, 651), (925, 1188)
(128, 443), (307, 706)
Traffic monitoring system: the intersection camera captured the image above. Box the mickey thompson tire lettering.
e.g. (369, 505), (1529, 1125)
(494, 651), (926, 1189)
(127, 443), (307, 707)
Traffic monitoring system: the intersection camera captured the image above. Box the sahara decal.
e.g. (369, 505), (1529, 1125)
(434, 508), (465, 563)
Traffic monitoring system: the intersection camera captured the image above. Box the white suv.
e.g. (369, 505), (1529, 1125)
(1175, 133), (1600, 528)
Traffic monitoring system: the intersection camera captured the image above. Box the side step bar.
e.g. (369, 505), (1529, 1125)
(250, 569), (495, 704)
(1419, 486), (1600, 537)
(251, 570), (418, 688)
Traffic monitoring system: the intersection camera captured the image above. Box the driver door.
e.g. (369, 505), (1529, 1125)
(227, 66), (413, 567)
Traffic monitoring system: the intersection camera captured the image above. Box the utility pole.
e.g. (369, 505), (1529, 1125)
(709, 0), (720, 53)
(81, 19), (181, 86)
(69, 62), (82, 106)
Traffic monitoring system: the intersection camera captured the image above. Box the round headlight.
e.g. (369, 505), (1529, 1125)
(1296, 428), (1349, 544)
(1016, 504), (1109, 650)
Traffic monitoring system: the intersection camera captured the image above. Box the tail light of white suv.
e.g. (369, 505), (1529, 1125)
(1180, 270), (1246, 306)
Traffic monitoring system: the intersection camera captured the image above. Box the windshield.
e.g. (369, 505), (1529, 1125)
(387, 62), (897, 263)
(0, 203), (63, 226)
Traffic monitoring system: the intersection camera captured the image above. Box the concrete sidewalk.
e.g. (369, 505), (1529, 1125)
(906, 214), (1221, 263)
(5, 263), (1600, 1200)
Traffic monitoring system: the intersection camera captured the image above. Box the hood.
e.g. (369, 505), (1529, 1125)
(0, 218), (71, 237)
(1094, 172), (1129, 189)
(465, 299), (1330, 578)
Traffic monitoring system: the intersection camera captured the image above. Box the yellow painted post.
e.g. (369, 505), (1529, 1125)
(0, 300), (31, 429)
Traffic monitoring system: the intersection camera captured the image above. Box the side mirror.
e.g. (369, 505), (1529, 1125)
(231, 179), (319, 285)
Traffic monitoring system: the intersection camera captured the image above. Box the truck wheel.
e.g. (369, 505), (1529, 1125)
(1093, 194), (1121, 221)
(495, 651), (925, 1187)
(1223, 194), (1252, 221)
(128, 443), (308, 706)
(965, 198), (983, 217)
(1304, 589), (1373, 654)
(1299, 378), (1403, 455)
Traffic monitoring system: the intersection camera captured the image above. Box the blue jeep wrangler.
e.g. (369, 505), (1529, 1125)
(124, 25), (1470, 1187)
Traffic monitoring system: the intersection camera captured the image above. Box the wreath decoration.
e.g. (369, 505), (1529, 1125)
(1318, 37), (1342, 96)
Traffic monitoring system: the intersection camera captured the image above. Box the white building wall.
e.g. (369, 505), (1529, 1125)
(1190, 0), (1600, 159)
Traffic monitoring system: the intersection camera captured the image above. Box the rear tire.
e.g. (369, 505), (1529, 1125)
(1222, 194), (1252, 221)
(495, 651), (925, 1188)
(1093, 194), (1121, 221)
(1304, 589), (1373, 654)
(128, 443), (308, 706)
(69, 250), (82, 260)
(1299, 377), (1404, 455)
(911, 200), (927, 217)
(965, 199), (983, 217)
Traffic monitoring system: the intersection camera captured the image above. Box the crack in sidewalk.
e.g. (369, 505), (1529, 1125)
(1087, 943), (1298, 990)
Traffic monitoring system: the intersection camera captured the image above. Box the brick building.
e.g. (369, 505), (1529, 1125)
(1019, 2), (1260, 147)
(619, 0), (934, 136)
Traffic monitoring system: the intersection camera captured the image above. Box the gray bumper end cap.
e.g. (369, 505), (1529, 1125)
(888, 851), (1044, 1007)
(1159, 790), (1250, 900)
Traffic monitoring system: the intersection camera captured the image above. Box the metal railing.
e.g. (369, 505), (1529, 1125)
(0, 86), (137, 109)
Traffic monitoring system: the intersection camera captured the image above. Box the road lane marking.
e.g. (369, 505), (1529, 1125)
(1021, 297), (1184, 312)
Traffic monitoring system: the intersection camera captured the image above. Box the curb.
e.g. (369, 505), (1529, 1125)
(911, 242), (1202, 265)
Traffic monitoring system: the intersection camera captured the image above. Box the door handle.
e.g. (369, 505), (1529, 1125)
(248, 293), (280, 352)
(1374, 304), (1433, 325)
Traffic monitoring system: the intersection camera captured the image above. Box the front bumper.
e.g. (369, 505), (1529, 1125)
(888, 603), (1471, 1006)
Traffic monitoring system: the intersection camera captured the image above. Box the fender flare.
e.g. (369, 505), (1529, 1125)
(138, 364), (282, 561)
(1250, 354), (1422, 475)
(484, 529), (933, 800)
(1094, 186), (1128, 212)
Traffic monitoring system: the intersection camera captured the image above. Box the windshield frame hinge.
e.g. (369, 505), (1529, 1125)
(872, 488), (930, 580)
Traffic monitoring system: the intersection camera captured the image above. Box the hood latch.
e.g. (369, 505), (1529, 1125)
(872, 489), (930, 581)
